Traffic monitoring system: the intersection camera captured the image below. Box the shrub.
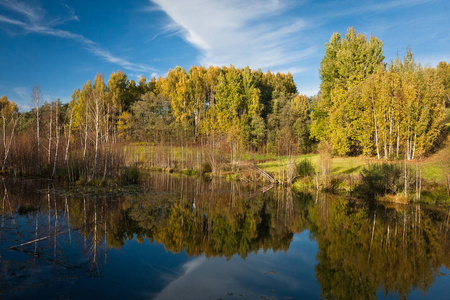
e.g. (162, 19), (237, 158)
(201, 162), (212, 174)
(183, 169), (197, 176)
(358, 163), (416, 197)
(295, 159), (316, 178)
(119, 165), (140, 185)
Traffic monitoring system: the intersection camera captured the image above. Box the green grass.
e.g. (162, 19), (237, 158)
(257, 154), (370, 177)
(126, 143), (448, 183)
(256, 154), (317, 172)
(331, 156), (371, 175)
(420, 155), (445, 181)
(257, 154), (446, 183)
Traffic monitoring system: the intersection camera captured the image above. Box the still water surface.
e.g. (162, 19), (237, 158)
(0, 174), (449, 299)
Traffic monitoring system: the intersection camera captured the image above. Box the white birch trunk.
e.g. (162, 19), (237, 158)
(48, 103), (52, 164)
(64, 108), (74, 163)
(2, 115), (18, 172)
(371, 95), (380, 159)
(52, 102), (60, 178)
(92, 97), (100, 179)
(33, 87), (42, 176)
(103, 104), (110, 181)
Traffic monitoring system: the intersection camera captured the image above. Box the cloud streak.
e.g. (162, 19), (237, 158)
(13, 86), (27, 99)
(151, 0), (314, 71)
(0, 0), (156, 74)
(149, 0), (435, 75)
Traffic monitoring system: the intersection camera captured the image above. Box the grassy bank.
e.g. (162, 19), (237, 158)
(256, 153), (446, 182)
(124, 143), (448, 180)
(88, 143), (450, 204)
(246, 150), (449, 204)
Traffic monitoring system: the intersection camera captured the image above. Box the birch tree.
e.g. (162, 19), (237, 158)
(312, 27), (384, 155)
(91, 74), (107, 179)
(0, 96), (19, 172)
(32, 86), (42, 175)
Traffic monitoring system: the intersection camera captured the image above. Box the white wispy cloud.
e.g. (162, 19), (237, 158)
(0, 0), (156, 74)
(148, 0), (433, 72)
(181, 257), (205, 275)
(151, 0), (314, 70)
(13, 86), (28, 99)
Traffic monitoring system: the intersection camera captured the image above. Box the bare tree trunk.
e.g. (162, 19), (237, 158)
(52, 101), (60, 178)
(92, 97), (100, 180)
(371, 94), (380, 159)
(396, 122), (400, 160)
(64, 107), (74, 163)
(383, 111), (388, 159)
(406, 127), (411, 160)
(83, 98), (88, 161)
(2, 115), (18, 172)
(389, 113), (393, 158)
(103, 104), (110, 181)
(32, 86), (42, 176)
(48, 103), (53, 164)
(2, 112), (5, 154)
(2, 111), (6, 170)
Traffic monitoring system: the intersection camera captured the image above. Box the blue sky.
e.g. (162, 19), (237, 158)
(0, 0), (449, 110)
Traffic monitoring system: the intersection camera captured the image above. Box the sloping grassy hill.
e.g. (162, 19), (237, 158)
(255, 151), (448, 183)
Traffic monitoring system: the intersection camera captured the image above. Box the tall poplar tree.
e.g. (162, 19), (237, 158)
(312, 27), (384, 155)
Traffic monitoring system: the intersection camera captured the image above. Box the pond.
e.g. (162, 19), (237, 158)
(0, 174), (449, 299)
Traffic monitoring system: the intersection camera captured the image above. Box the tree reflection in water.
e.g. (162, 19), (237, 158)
(310, 195), (450, 299)
(0, 175), (449, 299)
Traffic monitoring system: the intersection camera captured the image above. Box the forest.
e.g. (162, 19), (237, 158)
(0, 27), (449, 192)
(0, 64), (310, 181)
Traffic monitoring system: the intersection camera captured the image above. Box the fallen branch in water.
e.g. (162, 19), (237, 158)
(8, 230), (69, 249)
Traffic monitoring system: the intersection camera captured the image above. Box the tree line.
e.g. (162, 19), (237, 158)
(312, 27), (449, 160)
(114, 65), (310, 154)
(0, 66), (312, 180)
(0, 27), (449, 181)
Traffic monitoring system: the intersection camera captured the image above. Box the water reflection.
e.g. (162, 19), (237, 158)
(133, 176), (308, 259)
(0, 175), (449, 299)
(310, 195), (450, 299)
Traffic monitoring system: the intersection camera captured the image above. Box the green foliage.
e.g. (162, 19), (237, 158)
(201, 162), (212, 174)
(313, 27), (446, 159)
(358, 163), (402, 196)
(182, 169), (198, 176)
(437, 61), (450, 105)
(295, 159), (315, 178)
(130, 92), (173, 142)
(267, 93), (311, 154)
(4, 49), (450, 185)
(137, 65), (303, 154)
(250, 114), (266, 150)
(313, 27), (384, 154)
(119, 165), (140, 185)
(357, 163), (416, 197)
